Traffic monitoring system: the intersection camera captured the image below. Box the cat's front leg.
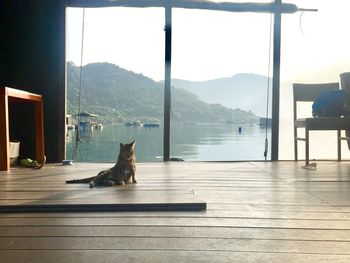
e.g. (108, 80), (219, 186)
(115, 180), (126, 186)
(131, 167), (137, 184)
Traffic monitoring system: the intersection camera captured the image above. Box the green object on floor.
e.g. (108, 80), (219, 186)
(19, 158), (44, 169)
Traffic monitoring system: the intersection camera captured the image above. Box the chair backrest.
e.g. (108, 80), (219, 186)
(293, 82), (339, 120)
(340, 72), (350, 93)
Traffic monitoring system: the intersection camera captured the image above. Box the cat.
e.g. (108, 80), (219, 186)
(65, 141), (137, 188)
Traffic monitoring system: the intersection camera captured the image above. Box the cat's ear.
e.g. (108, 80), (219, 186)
(130, 140), (135, 148)
(120, 143), (124, 148)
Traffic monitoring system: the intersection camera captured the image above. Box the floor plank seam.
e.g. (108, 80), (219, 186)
(0, 248), (350, 256)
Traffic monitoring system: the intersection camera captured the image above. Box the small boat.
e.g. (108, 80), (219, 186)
(72, 112), (103, 130)
(258, 117), (272, 128)
(124, 121), (143, 127)
(143, 123), (160, 128)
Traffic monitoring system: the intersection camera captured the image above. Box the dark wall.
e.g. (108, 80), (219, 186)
(0, 0), (66, 162)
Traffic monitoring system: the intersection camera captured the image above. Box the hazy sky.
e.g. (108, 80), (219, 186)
(66, 0), (350, 82)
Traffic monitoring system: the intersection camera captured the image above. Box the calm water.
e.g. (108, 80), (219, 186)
(66, 123), (271, 162)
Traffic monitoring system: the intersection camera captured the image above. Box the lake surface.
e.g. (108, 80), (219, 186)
(66, 123), (271, 162)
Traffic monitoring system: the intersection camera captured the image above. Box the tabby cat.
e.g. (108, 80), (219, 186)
(65, 141), (137, 188)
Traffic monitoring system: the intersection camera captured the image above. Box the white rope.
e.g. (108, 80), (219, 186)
(73, 8), (86, 161)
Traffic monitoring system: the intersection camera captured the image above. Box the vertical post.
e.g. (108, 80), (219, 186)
(58, 1), (67, 161)
(35, 99), (45, 164)
(163, 3), (172, 161)
(271, 0), (282, 161)
(337, 130), (341, 162)
(0, 87), (10, 171)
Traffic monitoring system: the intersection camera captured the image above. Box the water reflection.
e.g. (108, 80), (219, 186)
(66, 123), (271, 162)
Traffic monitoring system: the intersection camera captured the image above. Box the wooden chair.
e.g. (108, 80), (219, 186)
(293, 82), (350, 165)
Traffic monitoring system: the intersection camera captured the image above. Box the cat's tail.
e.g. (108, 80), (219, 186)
(65, 176), (96, 184)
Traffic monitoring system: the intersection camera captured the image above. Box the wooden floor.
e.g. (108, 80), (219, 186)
(1, 161), (350, 262)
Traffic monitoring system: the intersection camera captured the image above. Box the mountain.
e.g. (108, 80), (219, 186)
(171, 74), (271, 117)
(67, 62), (258, 124)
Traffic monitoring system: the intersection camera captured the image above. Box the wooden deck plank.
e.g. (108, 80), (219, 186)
(0, 226), (350, 241)
(0, 191), (333, 206)
(1, 209), (350, 220)
(0, 236), (350, 254)
(0, 251), (349, 263)
(0, 216), (349, 229)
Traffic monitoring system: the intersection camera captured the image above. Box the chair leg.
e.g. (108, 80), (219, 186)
(305, 128), (309, 166)
(337, 130), (341, 162)
(294, 127), (298, 161)
(294, 139), (298, 161)
(0, 89), (10, 171)
(35, 100), (45, 164)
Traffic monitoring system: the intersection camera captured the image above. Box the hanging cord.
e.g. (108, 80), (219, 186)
(299, 10), (305, 36)
(264, 8), (273, 161)
(298, 7), (318, 36)
(73, 8), (86, 161)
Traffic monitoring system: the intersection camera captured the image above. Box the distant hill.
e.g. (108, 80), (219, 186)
(171, 74), (271, 117)
(67, 62), (258, 124)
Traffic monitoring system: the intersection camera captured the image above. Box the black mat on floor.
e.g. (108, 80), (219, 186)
(0, 202), (207, 213)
